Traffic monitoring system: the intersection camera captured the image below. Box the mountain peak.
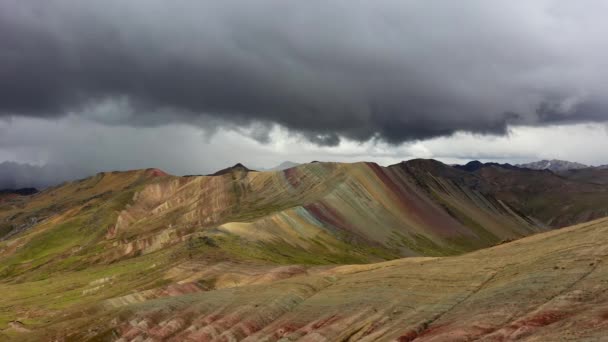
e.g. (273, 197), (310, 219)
(517, 159), (589, 172)
(454, 160), (484, 172)
(453, 160), (520, 172)
(210, 163), (255, 176)
(258, 161), (301, 171)
(145, 168), (169, 177)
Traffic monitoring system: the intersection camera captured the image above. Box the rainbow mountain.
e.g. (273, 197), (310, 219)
(2, 159), (608, 340)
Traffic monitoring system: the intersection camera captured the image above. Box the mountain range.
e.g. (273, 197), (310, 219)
(516, 159), (590, 172)
(0, 158), (603, 191)
(2, 159), (608, 340)
(257, 161), (301, 172)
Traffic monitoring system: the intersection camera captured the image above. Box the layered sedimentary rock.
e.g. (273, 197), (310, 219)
(2, 160), (608, 340)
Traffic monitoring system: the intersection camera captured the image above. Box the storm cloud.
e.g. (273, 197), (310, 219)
(2, 1), (608, 144)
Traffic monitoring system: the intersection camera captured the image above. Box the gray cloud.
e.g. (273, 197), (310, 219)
(2, 1), (608, 144)
(0, 161), (86, 189)
(3, 116), (608, 189)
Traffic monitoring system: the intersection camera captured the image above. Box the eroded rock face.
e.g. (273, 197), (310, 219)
(105, 161), (543, 260)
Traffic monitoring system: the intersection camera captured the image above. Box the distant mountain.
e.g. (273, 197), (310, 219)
(0, 188), (38, 196)
(257, 161), (300, 171)
(517, 159), (589, 172)
(0, 187), (38, 204)
(209, 163), (256, 176)
(454, 160), (520, 172)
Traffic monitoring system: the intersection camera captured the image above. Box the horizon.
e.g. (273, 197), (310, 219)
(1, 156), (600, 173)
(0, 156), (599, 190)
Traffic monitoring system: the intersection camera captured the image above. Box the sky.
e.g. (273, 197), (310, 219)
(2, 1), (608, 187)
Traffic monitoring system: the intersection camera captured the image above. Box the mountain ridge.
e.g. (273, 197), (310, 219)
(3, 159), (608, 339)
(258, 161), (301, 171)
(517, 159), (589, 172)
(209, 163), (256, 176)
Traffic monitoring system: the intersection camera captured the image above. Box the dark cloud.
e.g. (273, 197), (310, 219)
(2, 1), (608, 144)
(0, 161), (86, 189)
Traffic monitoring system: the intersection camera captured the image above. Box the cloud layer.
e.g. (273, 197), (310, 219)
(2, 115), (608, 190)
(3, 1), (608, 144)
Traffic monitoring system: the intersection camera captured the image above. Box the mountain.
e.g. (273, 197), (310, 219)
(185, 163), (257, 178)
(557, 167), (608, 185)
(3, 160), (608, 339)
(52, 216), (608, 342)
(517, 159), (589, 172)
(0, 161), (545, 264)
(208, 163), (255, 176)
(0, 188), (38, 196)
(436, 160), (608, 227)
(453, 160), (520, 172)
(0, 188), (38, 206)
(260, 161), (300, 171)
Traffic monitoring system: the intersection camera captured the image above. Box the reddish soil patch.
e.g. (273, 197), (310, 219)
(304, 202), (358, 234)
(517, 311), (567, 327)
(312, 314), (340, 329)
(415, 323), (452, 338)
(146, 168), (169, 177)
(397, 330), (419, 342)
(235, 319), (264, 336)
(301, 314), (342, 333)
(273, 323), (302, 338)
(366, 162), (469, 237)
(201, 313), (222, 325)
(0, 193), (18, 203)
(105, 225), (117, 239)
(283, 167), (301, 188)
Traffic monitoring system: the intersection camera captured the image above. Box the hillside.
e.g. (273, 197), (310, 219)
(11, 215), (608, 341)
(0, 188), (38, 204)
(429, 160), (608, 227)
(557, 167), (608, 185)
(0, 161), (543, 275)
(259, 161), (301, 171)
(2, 160), (608, 340)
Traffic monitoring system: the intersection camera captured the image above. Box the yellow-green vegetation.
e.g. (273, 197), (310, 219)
(19, 216), (608, 341)
(2, 161), (608, 340)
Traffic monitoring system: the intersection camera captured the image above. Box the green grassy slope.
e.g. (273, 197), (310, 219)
(17, 216), (608, 341)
